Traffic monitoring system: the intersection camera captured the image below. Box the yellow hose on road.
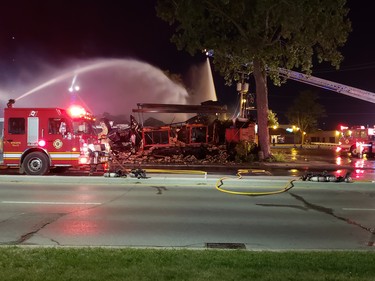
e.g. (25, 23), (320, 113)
(216, 169), (297, 196)
(144, 169), (207, 178)
(129, 167), (296, 196)
(144, 169), (206, 175)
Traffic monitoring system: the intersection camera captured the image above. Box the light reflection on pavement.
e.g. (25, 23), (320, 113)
(335, 156), (375, 181)
(269, 148), (375, 182)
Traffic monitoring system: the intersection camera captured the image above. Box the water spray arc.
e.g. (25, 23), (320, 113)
(16, 60), (134, 101)
(12, 58), (192, 123)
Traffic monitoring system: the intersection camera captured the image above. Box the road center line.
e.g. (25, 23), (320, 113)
(1, 201), (102, 205)
(342, 208), (375, 211)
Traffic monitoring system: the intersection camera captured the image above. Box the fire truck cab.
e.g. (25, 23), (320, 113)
(337, 125), (375, 157)
(0, 101), (108, 175)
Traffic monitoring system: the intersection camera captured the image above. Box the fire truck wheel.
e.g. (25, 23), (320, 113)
(23, 152), (50, 175)
(350, 145), (359, 157)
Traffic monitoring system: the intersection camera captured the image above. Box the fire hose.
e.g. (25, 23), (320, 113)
(215, 175), (296, 196)
(215, 170), (352, 197)
(103, 154), (352, 195)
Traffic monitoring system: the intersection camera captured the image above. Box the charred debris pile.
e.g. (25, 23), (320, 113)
(102, 102), (258, 166)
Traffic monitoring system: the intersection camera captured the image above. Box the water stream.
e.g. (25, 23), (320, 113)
(5, 58), (218, 123)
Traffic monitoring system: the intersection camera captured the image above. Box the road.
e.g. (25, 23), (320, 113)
(0, 173), (374, 250)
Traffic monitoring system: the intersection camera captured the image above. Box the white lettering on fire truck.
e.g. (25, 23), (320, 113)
(10, 141), (21, 147)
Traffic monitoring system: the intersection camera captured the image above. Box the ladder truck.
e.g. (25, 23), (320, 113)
(277, 68), (375, 157)
(336, 125), (375, 157)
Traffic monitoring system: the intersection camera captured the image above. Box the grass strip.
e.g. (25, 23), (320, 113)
(0, 247), (374, 281)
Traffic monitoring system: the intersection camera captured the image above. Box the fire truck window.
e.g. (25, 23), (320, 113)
(73, 121), (93, 134)
(8, 118), (25, 134)
(78, 124), (85, 132)
(49, 118), (69, 135)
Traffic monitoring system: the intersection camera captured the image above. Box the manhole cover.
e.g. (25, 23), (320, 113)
(206, 243), (246, 249)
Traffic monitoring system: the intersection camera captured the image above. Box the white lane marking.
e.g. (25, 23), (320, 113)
(342, 208), (375, 211)
(1, 201), (101, 205)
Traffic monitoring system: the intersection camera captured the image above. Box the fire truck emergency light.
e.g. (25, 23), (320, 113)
(340, 125), (348, 130)
(68, 105), (86, 118)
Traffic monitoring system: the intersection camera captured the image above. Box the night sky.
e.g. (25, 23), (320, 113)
(0, 0), (374, 129)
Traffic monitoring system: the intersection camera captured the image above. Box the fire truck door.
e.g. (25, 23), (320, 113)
(27, 117), (39, 146)
(3, 117), (27, 163)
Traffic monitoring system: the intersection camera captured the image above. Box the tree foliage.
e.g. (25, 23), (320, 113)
(286, 90), (326, 144)
(156, 0), (351, 157)
(268, 110), (279, 128)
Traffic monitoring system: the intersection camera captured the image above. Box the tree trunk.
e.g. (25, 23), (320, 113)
(253, 59), (271, 159)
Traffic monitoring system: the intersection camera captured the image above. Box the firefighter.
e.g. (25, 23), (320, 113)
(88, 143), (99, 176)
(88, 118), (112, 175)
(98, 118), (111, 152)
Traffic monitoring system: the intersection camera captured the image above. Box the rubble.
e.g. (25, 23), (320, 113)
(111, 144), (232, 166)
(103, 105), (257, 168)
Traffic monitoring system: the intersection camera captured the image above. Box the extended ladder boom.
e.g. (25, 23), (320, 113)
(278, 68), (375, 104)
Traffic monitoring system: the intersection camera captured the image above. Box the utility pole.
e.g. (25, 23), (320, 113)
(236, 73), (249, 119)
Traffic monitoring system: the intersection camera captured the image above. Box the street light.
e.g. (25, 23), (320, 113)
(69, 85), (80, 93)
(68, 74), (80, 93)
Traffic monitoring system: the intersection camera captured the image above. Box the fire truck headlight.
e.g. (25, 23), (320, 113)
(38, 140), (46, 147)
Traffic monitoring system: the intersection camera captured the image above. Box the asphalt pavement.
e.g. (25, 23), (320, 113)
(0, 176), (373, 249)
(0, 146), (374, 250)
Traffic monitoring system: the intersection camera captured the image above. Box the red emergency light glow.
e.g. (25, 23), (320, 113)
(340, 125), (348, 131)
(68, 105), (86, 118)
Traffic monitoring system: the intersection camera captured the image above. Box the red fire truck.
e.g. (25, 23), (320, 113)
(0, 99), (109, 175)
(337, 125), (375, 157)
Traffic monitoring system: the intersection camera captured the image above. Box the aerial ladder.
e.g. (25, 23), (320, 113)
(206, 50), (375, 154)
(277, 68), (375, 157)
(204, 49), (375, 104)
(241, 67), (375, 154)
(277, 68), (375, 104)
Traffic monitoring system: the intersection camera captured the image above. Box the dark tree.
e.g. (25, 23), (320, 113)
(156, 0), (351, 158)
(286, 90), (326, 144)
